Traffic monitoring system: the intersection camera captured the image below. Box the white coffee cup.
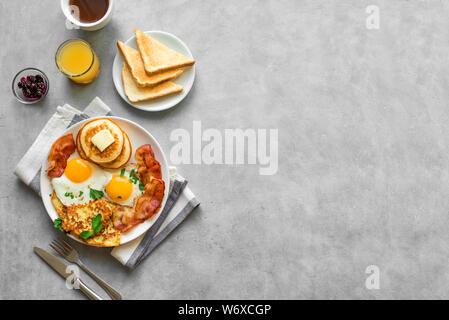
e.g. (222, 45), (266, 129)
(60, 0), (114, 31)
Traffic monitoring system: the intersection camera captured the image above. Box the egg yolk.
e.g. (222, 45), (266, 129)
(65, 158), (92, 183)
(106, 175), (133, 202)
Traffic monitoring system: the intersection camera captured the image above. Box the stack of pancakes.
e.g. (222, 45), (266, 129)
(77, 118), (131, 169)
(118, 28), (195, 103)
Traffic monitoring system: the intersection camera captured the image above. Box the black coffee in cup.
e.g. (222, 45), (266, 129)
(69, 0), (109, 23)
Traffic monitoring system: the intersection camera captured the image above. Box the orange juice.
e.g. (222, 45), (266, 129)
(56, 39), (100, 83)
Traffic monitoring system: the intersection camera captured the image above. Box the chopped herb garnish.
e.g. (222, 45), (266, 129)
(118, 196), (122, 199)
(53, 218), (63, 231)
(120, 168), (125, 177)
(64, 192), (74, 199)
(127, 168), (141, 184)
(80, 231), (93, 239)
(139, 181), (145, 191)
(54, 218), (68, 234)
(129, 176), (139, 184)
(92, 214), (103, 234)
(89, 188), (104, 200)
(80, 214), (103, 240)
(78, 191), (83, 197)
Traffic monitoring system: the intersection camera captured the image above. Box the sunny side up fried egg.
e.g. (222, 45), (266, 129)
(51, 155), (143, 207)
(52, 157), (108, 206)
(103, 164), (144, 206)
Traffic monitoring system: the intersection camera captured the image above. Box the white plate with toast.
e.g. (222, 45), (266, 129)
(113, 30), (196, 112)
(40, 116), (170, 246)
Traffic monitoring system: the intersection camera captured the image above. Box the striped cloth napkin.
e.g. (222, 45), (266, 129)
(13, 97), (199, 270)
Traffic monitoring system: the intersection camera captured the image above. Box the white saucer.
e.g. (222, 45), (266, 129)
(112, 30), (195, 112)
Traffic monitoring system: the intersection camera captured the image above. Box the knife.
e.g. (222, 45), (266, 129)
(34, 247), (103, 300)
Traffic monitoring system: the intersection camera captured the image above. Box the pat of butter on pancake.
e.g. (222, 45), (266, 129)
(91, 129), (115, 152)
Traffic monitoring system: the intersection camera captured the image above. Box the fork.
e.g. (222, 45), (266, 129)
(50, 239), (122, 300)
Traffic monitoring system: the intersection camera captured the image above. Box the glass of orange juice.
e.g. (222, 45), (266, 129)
(55, 39), (100, 84)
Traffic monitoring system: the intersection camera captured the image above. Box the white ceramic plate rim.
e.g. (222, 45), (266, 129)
(112, 30), (195, 112)
(40, 116), (170, 246)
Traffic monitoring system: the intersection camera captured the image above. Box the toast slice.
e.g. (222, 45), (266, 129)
(134, 28), (195, 75)
(117, 40), (183, 87)
(122, 63), (183, 103)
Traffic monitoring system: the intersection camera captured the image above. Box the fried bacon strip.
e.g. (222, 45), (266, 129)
(46, 133), (76, 178)
(113, 144), (165, 233)
(135, 179), (165, 221)
(135, 144), (162, 184)
(113, 178), (165, 232)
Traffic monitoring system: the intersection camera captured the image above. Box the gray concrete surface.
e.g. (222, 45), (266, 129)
(1, 0), (449, 299)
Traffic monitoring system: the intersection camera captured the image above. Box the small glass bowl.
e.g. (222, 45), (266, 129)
(12, 68), (49, 104)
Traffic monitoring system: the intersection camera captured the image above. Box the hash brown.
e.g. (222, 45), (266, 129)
(84, 220), (121, 247)
(51, 192), (67, 220)
(62, 199), (116, 235)
(51, 193), (122, 247)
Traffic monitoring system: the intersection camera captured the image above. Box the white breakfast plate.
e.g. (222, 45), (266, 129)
(112, 30), (196, 112)
(40, 116), (170, 246)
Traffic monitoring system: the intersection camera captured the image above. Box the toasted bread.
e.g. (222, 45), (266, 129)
(117, 41), (183, 87)
(99, 131), (132, 169)
(122, 63), (183, 103)
(134, 28), (195, 75)
(78, 118), (124, 164)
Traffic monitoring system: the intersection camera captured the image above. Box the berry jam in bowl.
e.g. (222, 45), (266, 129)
(12, 68), (49, 104)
